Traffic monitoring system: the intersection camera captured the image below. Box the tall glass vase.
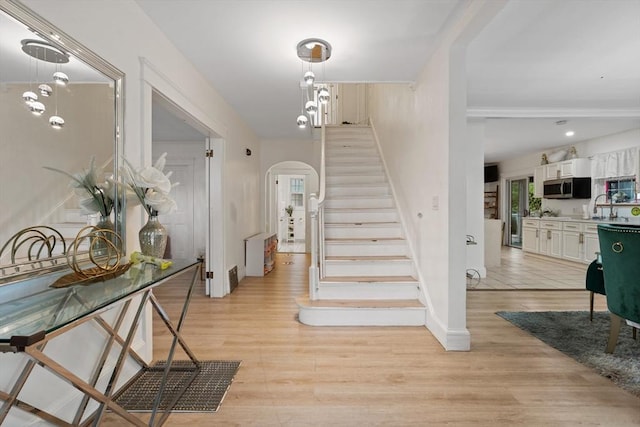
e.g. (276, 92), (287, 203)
(93, 214), (117, 256)
(139, 213), (168, 258)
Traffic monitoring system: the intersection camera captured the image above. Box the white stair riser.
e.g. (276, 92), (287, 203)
(325, 241), (408, 257)
(326, 155), (382, 166)
(326, 147), (378, 156)
(325, 210), (398, 223)
(327, 140), (375, 148)
(326, 165), (384, 175)
(325, 260), (414, 277)
(298, 306), (426, 326)
(326, 185), (389, 197)
(326, 175), (387, 185)
(325, 225), (402, 239)
(317, 282), (419, 300)
(324, 197), (394, 209)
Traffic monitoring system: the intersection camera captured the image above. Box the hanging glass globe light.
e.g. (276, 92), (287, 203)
(305, 100), (317, 115)
(38, 84), (53, 97)
(318, 87), (330, 104)
(29, 101), (45, 116)
(296, 114), (308, 128)
(49, 115), (65, 129)
(53, 71), (69, 86)
(22, 90), (38, 104)
(303, 70), (315, 86)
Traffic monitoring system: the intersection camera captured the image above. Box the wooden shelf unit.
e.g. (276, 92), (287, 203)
(484, 188), (499, 219)
(245, 232), (277, 276)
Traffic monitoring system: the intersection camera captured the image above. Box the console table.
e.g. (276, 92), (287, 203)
(0, 259), (202, 426)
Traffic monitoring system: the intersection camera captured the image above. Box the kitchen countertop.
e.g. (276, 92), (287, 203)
(523, 216), (640, 226)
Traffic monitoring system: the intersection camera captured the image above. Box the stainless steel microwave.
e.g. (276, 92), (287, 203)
(543, 177), (591, 199)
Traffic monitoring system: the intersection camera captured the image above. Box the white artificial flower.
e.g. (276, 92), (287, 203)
(145, 189), (177, 214)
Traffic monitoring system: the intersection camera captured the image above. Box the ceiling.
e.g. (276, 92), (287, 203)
(135, 0), (640, 163)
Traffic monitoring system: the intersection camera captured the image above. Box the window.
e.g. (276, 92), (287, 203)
(605, 177), (636, 203)
(290, 178), (304, 207)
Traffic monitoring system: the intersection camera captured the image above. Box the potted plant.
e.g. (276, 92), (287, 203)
(285, 205), (294, 217)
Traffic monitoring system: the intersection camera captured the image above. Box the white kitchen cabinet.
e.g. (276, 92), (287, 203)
(562, 221), (583, 262)
(582, 222), (600, 263)
(544, 163), (560, 180)
(533, 166), (544, 198)
(559, 158), (590, 178)
(522, 219), (540, 253)
(539, 220), (562, 258)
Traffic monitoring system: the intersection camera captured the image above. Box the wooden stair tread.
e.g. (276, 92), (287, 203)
(325, 221), (400, 226)
(296, 296), (424, 309)
(325, 255), (410, 261)
(325, 237), (405, 242)
(321, 275), (417, 283)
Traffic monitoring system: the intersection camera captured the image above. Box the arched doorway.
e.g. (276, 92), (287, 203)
(265, 161), (319, 253)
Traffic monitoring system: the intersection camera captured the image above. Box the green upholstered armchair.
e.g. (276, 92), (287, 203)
(597, 224), (640, 353)
(585, 258), (605, 321)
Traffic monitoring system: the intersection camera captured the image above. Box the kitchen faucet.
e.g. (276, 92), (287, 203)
(593, 193), (617, 219)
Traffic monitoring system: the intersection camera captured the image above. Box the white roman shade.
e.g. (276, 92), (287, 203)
(591, 147), (639, 180)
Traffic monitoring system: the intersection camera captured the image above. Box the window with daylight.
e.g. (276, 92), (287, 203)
(290, 178), (304, 207)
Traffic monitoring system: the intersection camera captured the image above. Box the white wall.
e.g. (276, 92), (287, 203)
(466, 119), (486, 276)
(368, 1), (505, 351)
(24, 0), (261, 288)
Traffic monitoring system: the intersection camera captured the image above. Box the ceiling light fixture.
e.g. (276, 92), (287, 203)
(296, 38), (332, 63)
(53, 70), (69, 86)
(304, 70), (315, 86)
(295, 38), (331, 129)
(565, 131), (575, 137)
(318, 87), (330, 104)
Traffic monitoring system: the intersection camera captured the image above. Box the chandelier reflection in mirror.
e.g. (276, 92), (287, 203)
(295, 38), (331, 129)
(20, 38), (69, 129)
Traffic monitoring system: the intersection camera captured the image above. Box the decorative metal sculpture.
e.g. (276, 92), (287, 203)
(51, 225), (129, 288)
(0, 226), (66, 264)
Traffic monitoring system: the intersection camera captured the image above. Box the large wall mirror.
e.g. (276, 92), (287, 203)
(0, 0), (124, 271)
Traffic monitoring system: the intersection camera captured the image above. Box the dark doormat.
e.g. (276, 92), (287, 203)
(114, 360), (241, 412)
(497, 311), (639, 397)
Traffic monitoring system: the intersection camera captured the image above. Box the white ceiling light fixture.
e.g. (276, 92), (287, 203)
(295, 38), (331, 129)
(565, 130), (575, 137)
(318, 86), (330, 104)
(304, 70), (315, 86)
(29, 101), (45, 116)
(296, 114), (308, 128)
(38, 83), (53, 97)
(53, 70), (69, 86)
(305, 100), (317, 115)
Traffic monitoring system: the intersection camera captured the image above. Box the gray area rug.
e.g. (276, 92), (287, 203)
(496, 311), (640, 397)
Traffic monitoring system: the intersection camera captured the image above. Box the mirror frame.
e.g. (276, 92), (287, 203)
(0, 0), (125, 282)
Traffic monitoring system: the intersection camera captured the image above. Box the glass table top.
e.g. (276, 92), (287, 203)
(0, 259), (199, 343)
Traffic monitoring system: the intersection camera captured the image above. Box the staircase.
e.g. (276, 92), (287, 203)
(297, 125), (426, 326)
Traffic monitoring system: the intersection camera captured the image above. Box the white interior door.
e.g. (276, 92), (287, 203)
(206, 137), (225, 297)
(159, 160), (195, 258)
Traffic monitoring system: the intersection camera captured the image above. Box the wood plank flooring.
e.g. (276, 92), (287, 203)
(103, 252), (639, 426)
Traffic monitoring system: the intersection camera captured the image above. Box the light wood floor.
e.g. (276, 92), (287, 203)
(104, 252), (639, 426)
(475, 246), (588, 290)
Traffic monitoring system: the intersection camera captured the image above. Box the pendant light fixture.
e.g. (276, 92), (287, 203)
(305, 100), (318, 115)
(318, 87), (330, 104)
(295, 38), (331, 129)
(20, 39), (69, 124)
(304, 70), (315, 86)
(53, 70), (69, 86)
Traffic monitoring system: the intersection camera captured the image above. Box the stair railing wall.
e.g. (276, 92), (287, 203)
(308, 108), (327, 300)
(369, 118), (433, 314)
